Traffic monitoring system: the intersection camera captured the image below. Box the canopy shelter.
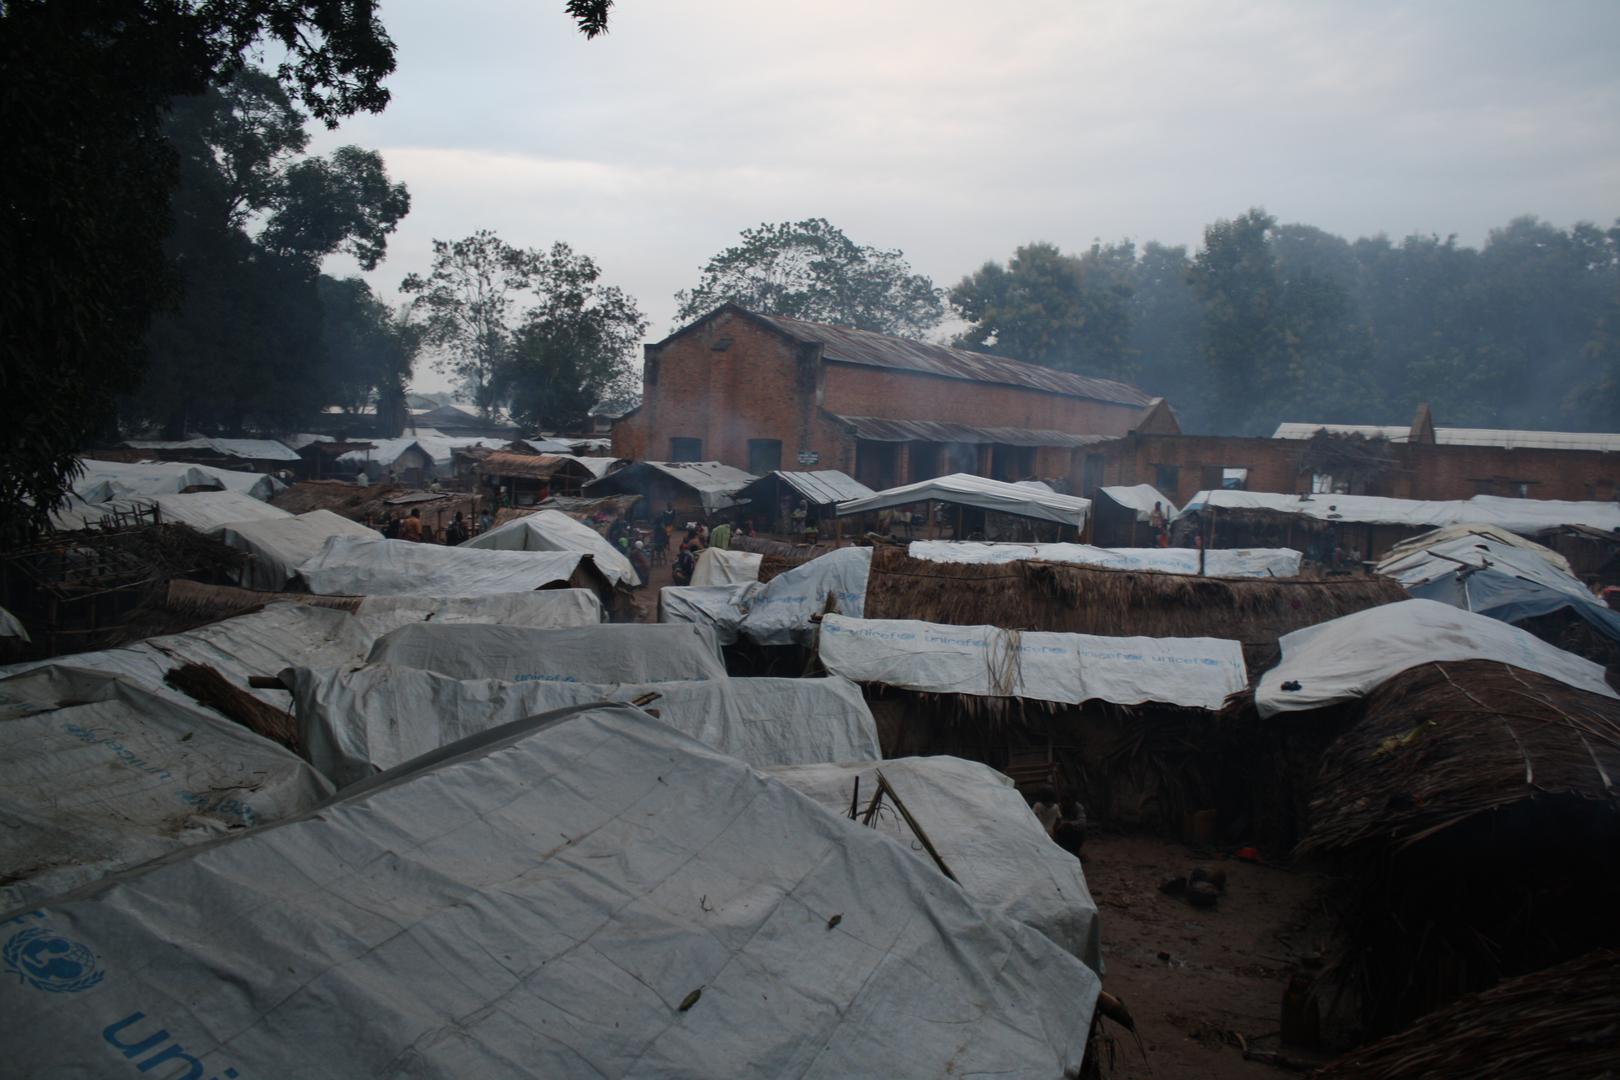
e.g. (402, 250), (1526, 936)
(836, 472), (1090, 539)
(1092, 484), (1177, 546)
(734, 470), (873, 531)
(216, 509), (381, 591)
(462, 509), (639, 587)
(583, 460), (758, 518)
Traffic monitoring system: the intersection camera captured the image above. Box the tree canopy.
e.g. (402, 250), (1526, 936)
(674, 218), (944, 338)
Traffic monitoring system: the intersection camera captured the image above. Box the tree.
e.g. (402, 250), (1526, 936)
(1188, 210), (1289, 432)
(949, 241), (1134, 378)
(494, 244), (647, 433)
(320, 276), (420, 437)
(400, 232), (537, 414)
(123, 69), (410, 435)
(674, 218), (943, 338)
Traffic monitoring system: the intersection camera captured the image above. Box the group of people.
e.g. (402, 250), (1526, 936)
(380, 507), (492, 545)
(656, 502), (756, 586)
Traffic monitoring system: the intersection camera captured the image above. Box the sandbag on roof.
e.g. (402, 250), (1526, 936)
(365, 622), (729, 683)
(287, 664), (879, 786)
(907, 540), (1303, 578)
(691, 546), (762, 586)
(0, 705), (1099, 1078)
(0, 665), (331, 909)
(766, 755), (1101, 973)
(463, 509), (639, 587)
(219, 509), (381, 590)
(819, 613), (1248, 710)
(297, 534), (594, 596)
(740, 546), (871, 645)
(352, 591), (605, 634)
(0, 604), (375, 724)
(1256, 598), (1619, 717)
(659, 584), (757, 644)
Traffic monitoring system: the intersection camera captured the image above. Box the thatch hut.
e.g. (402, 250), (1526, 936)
(1294, 659), (1620, 1044)
(477, 451), (597, 502)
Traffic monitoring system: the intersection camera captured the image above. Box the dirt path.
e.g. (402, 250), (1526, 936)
(1084, 832), (1335, 1079)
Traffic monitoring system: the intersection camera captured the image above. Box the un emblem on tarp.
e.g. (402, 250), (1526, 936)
(3, 926), (105, 993)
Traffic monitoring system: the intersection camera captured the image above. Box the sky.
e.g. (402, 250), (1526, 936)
(308, 0), (1620, 392)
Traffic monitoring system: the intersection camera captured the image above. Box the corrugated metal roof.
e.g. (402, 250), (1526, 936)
(739, 470), (875, 507)
(832, 415), (1118, 449)
(583, 461), (759, 512)
(836, 473), (1091, 527)
(748, 311), (1154, 406)
(1274, 422), (1620, 452)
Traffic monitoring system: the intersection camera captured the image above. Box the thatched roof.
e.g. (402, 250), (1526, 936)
(477, 451), (594, 482)
(1314, 948), (1620, 1080)
(863, 546), (1404, 667)
(270, 480), (479, 525)
(1296, 659), (1620, 858)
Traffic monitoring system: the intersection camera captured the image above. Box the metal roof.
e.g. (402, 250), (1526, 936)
(583, 461), (759, 512)
(738, 470), (875, 507)
(744, 310), (1154, 407)
(832, 415), (1118, 449)
(1274, 422), (1620, 452)
(835, 473), (1090, 528)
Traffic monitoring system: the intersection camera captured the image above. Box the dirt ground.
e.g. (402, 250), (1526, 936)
(1083, 831), (1337, 1079)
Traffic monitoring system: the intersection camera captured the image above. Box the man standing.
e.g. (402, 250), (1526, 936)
(400, 508), (423, 542)
(710, 519), (732, 551)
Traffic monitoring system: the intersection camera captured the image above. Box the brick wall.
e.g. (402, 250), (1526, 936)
(822, 363), (1146, 437)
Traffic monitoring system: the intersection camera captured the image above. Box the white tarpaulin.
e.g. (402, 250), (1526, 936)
(287, 664), (879, 786)
(1380, 523), (1574, 577)
(691, 546), (763, 586)
(0, 606), (28, 643)
(907, 540), (1303, 578)
(73, 457), (280, 502)
(0, 665), (331, 909)
(0, 605), (375, 723)
(1178, 489), (1620, 535)
(660, 584), (758, 644)
(297, 535), (591, 596)
(1256, 598), (1620, 717)
(218, 510), (381, 590)
(1100, 484), (1178, 520)
(352, 592), (604, 635)
(740, 546), (872, 645)
(149, 490), (291, 532)
(837, 472), (1090, 528)
(1377, 534), (1594, 600)
(463, 509), (638, 587)
(0, 705), (1098, 1078)
(766, 756), (1101, 972)
(365, 622), (729, 683)
(820, 613), (1248, 710)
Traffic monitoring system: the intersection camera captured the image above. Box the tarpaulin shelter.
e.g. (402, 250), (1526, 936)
(148, 490), (292, 532)
(285, 664), (879, 786)
(766, 755), (1102, 972)
(73, 457), (281, 502)
(463, 509), (639, 587)
(0, 704), (1100, 1078)
(659, 584), (756, 645)
(583, 460), (759, 517)
(0, 665), (331, 909)
(907, 540), (1302, 578)
(837, 472), (1090, 533)
(691, 547), (762, 586)
(739, 547), (872, 645)
(364, 622), (730, 684)
(217, 510), (381, 591)
(1091, 483), (1177, 546)
(296, 535), (612, 601)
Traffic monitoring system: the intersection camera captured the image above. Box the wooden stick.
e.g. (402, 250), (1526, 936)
(875, 770), (958, 883)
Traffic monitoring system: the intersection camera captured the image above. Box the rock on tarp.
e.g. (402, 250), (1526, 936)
(767, 755), (1102, 973)
(364, 622), (730, 683)
(286, 664), (879, 786)
(0, 705), (1099, 1078)
(0, 666), (331, 909)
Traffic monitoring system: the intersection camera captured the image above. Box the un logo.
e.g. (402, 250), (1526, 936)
(3, 926), (105, 993)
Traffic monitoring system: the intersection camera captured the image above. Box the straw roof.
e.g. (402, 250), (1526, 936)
(1297, 659), (1620, 858)
(863, 546), (1404, 666)
(1314, 949), (1620, 1080)
(476, 452), (594, 482)
(270, 480), (479, 525)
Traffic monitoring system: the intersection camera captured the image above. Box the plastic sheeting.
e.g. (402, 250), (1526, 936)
(1178, 489), (1620, 535)
(365, 622), (729, 683)
(0, 704), (1099, 1078)
(297, 535), (590, 596)
(0, 605), (28, 642)
(1099, 484), (1178, 520)
(820, 614), (1248, 710)
(907, 540), (1303, 578)
(218, 510), (381, 590)
(1380, 524), (1574, 577)
(463, 509), (638, 587)
(691, 546), (763, 586)
(1256, 598), (1620, 717)
(287, 664), (879, 786)
(0, 665), (330, 909)
(73, 457), (280, 502)
(837, 472), (1090, 528)
(149, 490), (291, 532)
(659, 584), (758, 644)
(766, 756), (1101, 972)
(740, 546), (872, 645)
(351, 592), (605, 636)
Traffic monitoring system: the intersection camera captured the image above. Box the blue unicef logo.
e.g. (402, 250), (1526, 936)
(3, 926), (105, 993)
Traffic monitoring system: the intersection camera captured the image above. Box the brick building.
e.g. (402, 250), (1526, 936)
(611, 305), (1169, 492)
(1083, 405), (1620, 508)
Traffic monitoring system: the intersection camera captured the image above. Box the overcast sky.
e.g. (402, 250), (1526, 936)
(309, 0), (1620, 392)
